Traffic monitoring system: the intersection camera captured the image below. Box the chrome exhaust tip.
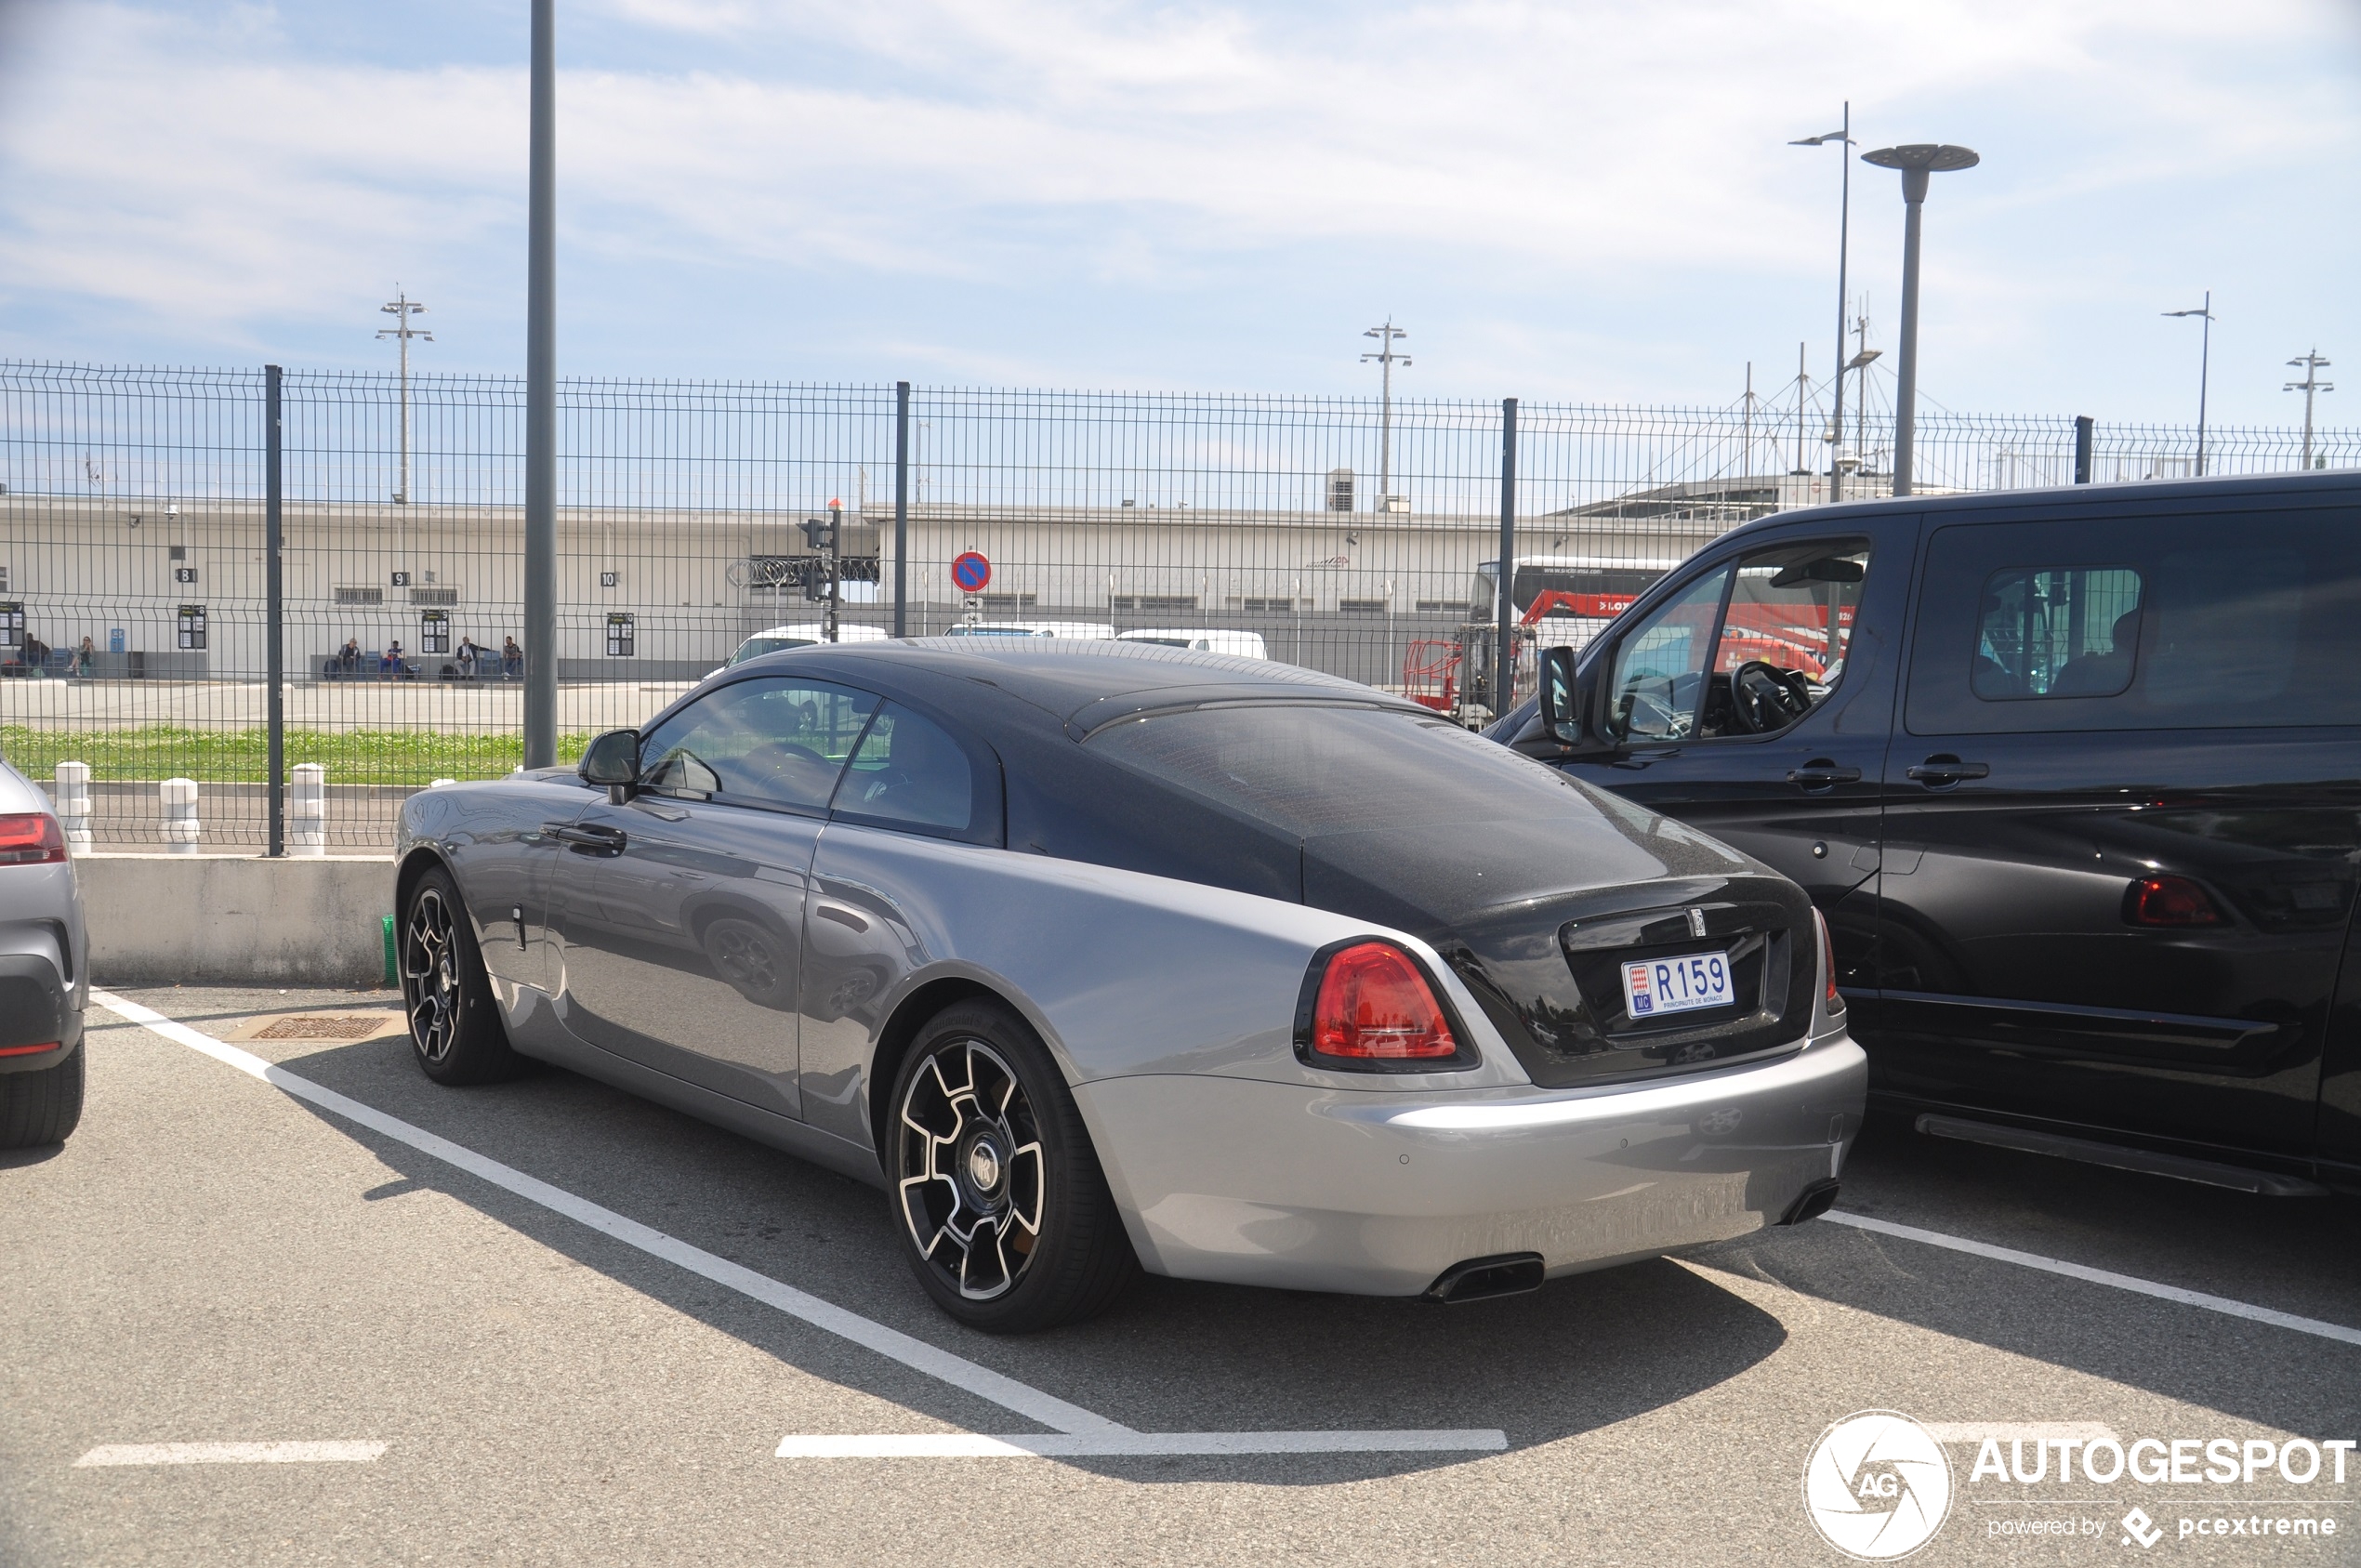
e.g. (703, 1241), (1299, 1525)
(1779, 1178), (1840, 1226)
(1423, 1252), (1546, 1303)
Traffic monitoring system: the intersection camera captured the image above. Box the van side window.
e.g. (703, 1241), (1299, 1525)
(2146, 547), (2305, 709)
(1972, 567), (2143, 700)
(1907, 508), (2361, 735)
(1603, 565), (1732, 743)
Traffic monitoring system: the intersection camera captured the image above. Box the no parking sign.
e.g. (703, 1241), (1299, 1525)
(952, 551), (992, 594)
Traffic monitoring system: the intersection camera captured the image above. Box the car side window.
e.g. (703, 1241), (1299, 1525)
(636, 679), (879, 811)
(1704, 540), (1871, 733)
(1972, 567), (2143, 700)
(832, 704), (982, 836)
(1603, 564), (1732, 742)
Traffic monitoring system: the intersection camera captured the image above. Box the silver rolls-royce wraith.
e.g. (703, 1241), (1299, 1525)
(394, 640), (1865, 1332)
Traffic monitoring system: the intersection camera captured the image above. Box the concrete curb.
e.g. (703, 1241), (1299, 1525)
(80, 854), (396, 988)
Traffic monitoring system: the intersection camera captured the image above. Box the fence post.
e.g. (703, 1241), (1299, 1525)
(1497, 397), (1518, 721)
(521, 0), (558, 770)
(2073, 415), (2094, 484)
(894, 380), (911, 639)
(266, 363), (285, 856)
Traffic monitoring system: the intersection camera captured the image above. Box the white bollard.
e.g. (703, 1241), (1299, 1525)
(53, 761), (92, 856)
(160, 777), (199, 854)
(289, 762), (325, 858)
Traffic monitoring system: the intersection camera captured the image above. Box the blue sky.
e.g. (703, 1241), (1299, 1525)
(1, 0), (2355, 425)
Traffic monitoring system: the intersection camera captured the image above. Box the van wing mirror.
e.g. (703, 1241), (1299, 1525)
(579, 729), (641, 800)
(1539, 646), (1581, 744)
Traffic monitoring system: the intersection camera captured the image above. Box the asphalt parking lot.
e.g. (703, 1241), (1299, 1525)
(4, 988), (2356, 1567)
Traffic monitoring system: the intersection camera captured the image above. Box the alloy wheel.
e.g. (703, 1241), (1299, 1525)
(897, 1040), (1046, 1301)
(402, 887), (461, 1064)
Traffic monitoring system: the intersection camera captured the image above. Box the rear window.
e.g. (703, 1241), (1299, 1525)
(1085, 703), (1605, 836)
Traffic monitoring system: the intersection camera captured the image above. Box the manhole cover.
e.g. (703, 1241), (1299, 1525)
(251, 1015), (394, 1041)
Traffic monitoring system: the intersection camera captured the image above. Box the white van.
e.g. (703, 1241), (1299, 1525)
(722, 623), (891, 669)
(1115, 629), (1270, 660)
(944, 622), (1118, 640)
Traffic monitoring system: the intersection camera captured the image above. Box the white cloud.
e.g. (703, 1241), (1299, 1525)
(0, 0), (2354, 408)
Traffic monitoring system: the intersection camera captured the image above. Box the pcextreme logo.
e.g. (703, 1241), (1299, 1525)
(1802, 1410), (1954, 1561)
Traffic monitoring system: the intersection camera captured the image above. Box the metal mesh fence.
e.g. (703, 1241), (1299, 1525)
(3, 359), (2353, 851)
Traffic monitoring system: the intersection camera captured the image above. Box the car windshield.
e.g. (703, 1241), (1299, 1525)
(729, 636), (817, 665)
(1085, 702), (1605, 835)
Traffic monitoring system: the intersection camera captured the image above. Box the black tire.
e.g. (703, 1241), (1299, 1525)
(890, 999), (1137, 1333)
(0, 1042), (84, 1149)
(401, 866), (526, 1086)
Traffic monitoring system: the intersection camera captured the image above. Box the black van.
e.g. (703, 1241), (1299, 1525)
(1492, 471), (2361, 1195)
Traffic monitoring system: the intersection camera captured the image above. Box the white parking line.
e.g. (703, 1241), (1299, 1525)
(75, 1442), (387, 1467)
(775, 1431), (1508, 1458)
(1824, 1210), (2361, 1349)
(92, 990), (1506, 1459)
(1919, 1423), (2117, 1445)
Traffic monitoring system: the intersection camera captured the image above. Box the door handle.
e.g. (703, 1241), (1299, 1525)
(1905, 757), (1989, 788)
(1787, 760), (1863, 790)
(550, 823), (628, 853)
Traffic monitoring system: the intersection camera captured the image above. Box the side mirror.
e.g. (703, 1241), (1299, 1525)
(1539, 646), (1581, 744)
(579, 729), (641, 802)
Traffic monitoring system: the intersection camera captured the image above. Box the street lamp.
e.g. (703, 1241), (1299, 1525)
(1860, 142), (1979, 496)
(2285, 349), (2333, 472)
(1789, 105), (1853, 502)
(2162, 294), (2217, 476)
(1362, 322), (1410, 513)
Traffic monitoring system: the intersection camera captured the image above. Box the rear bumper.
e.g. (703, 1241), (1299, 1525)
(0, 951), (82, 1070)
(1078, 1035), (1867, 1297)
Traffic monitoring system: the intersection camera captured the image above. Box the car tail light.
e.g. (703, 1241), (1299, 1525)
(1813, 908), (1842, 1008)
(0, 813), (66, 865)
(1305, 942), (1459, 1062)
(2125, 875), (2223, 927)
(0, 1041), (60, 1058)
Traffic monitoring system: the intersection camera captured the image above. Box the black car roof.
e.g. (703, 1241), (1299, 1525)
(727, 637), (1407, 731)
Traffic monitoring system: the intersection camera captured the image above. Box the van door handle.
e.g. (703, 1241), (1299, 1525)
(1905, 757), (1989, 788)
(551, 823), (628, 854)
(1787, 760), (1862, 790)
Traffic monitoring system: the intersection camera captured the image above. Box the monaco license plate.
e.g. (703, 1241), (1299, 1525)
(1623, 951), (1732, 1020)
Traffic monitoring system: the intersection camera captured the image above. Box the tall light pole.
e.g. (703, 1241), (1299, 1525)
(2163, 294), (2216, 477)
(522, 0), (557, 769)
(2285, 349), (2332, 472)
(1362, 321), (1410, 512)
(1790, 104), (1853, 501)
(1861, 143), (1978, 497)
(376, 289), (431, 505)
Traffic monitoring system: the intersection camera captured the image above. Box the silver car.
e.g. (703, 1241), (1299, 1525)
(0, 755), (86, 1147)
(396, 641), (1866, 1332)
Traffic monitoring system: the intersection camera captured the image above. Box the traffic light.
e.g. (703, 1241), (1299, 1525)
(799, 517), (835, 552)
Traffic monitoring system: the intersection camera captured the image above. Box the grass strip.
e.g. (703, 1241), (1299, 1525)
(1, 725), (595, 786)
